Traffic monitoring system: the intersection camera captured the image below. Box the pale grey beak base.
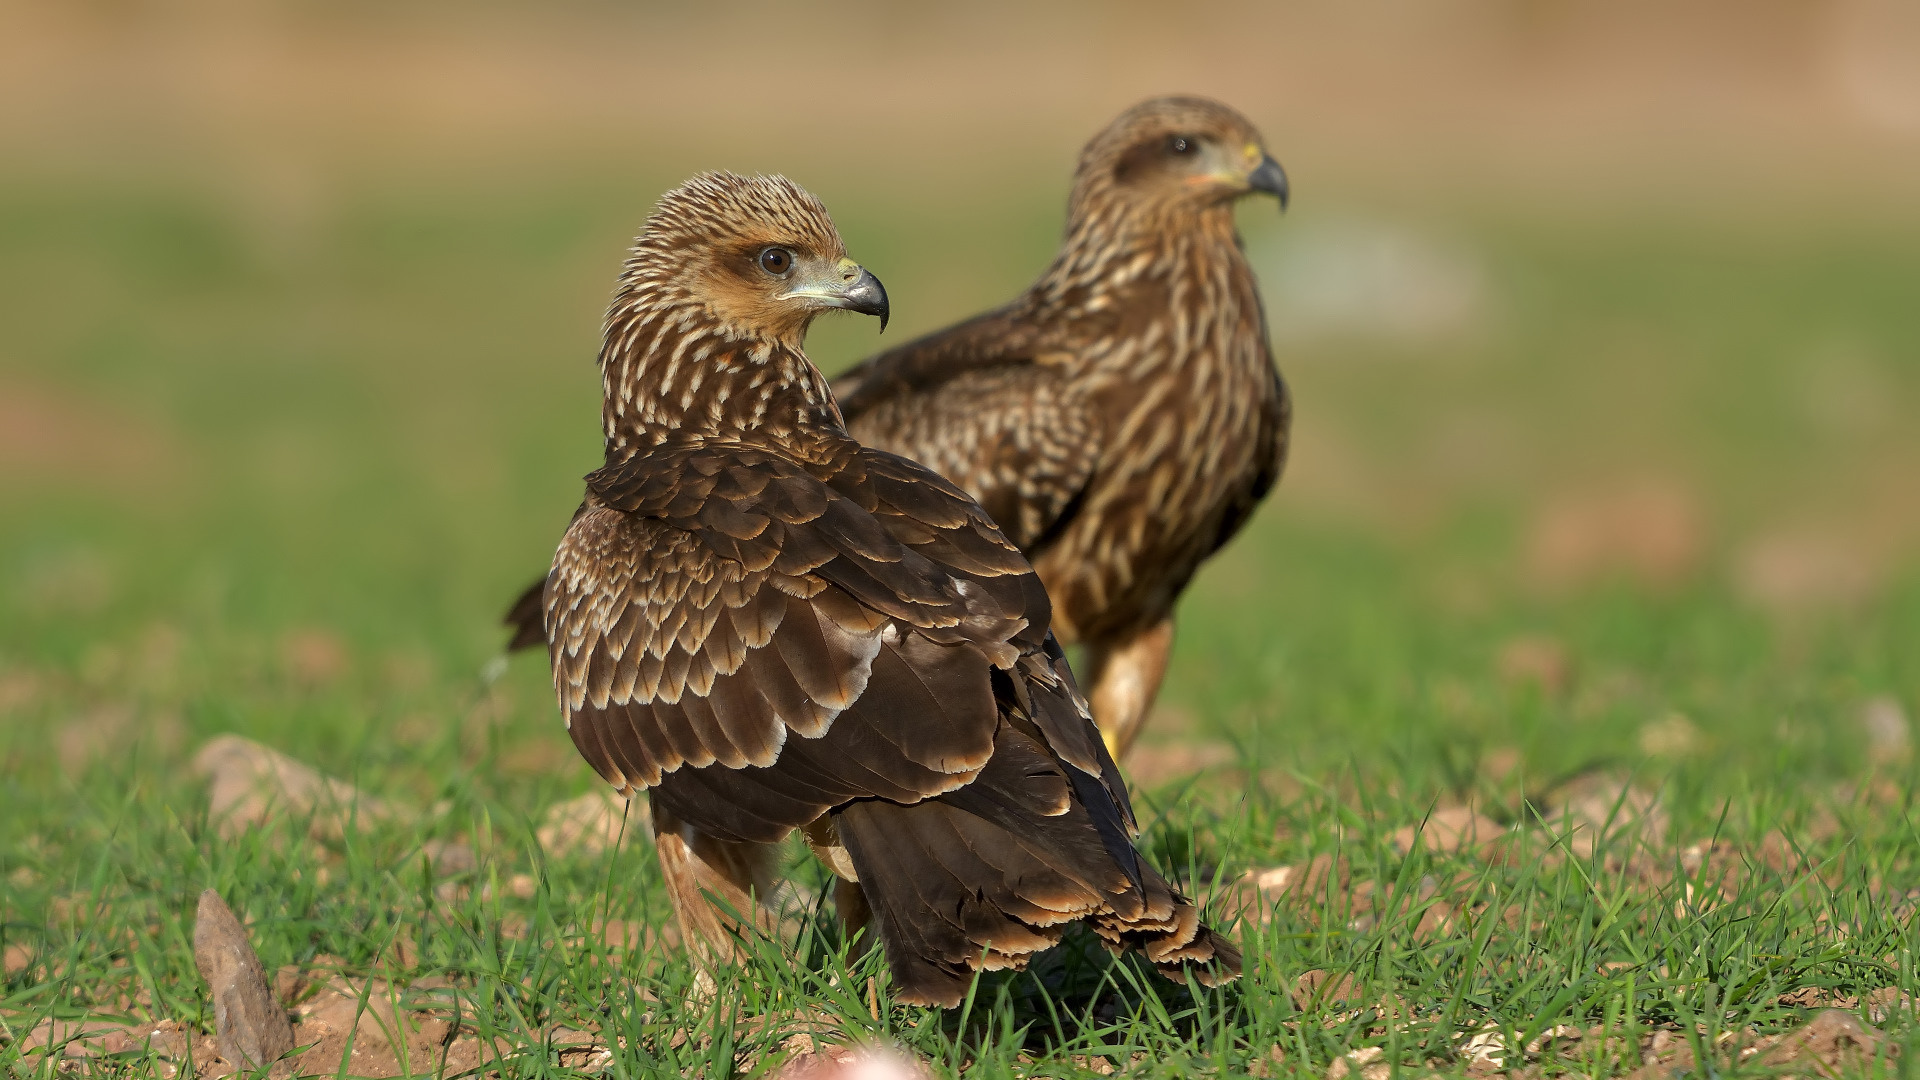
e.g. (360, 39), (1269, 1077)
(837, 267), (890, 333)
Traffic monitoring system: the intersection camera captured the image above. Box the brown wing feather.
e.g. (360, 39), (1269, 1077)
(827, 589), (1237, 1006)
(545, 441), (1038, 845)
(835, 315), (1101, 554)
(503, 575), (549, 652)
(548, 438), (1239, 1001)
(838, 699), (1239, 1006)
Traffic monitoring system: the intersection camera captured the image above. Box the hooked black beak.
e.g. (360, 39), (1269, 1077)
(1248, 155), (1289, 211)
(836, 266), (890, 333)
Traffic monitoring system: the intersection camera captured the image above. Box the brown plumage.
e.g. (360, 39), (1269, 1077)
(832, 96), (1291, 760)
(536, 171), (1238, 1007)
(507, 98), (1289, 762)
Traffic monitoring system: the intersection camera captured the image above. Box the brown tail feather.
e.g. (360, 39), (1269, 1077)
(503, 574), (548, 652)
(833, 722), (1240, 1008)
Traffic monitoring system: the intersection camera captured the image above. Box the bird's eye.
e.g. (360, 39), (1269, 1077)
(1168, 135), (1195, 155)
(757, 247), (794, 276)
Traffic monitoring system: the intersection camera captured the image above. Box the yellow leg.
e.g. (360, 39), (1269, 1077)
(1083, 617), (1176, 762)
(650, 799), (782, 970)
(802, 816), (873, 950)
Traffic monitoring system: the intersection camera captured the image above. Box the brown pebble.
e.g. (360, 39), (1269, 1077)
(192, 889), (295, 1075)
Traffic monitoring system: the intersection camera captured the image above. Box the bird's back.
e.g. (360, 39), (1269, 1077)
(832, 233), (1289, 642)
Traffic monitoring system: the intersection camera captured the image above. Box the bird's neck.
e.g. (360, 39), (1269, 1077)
(598, 299), (844, 464)
(1031, 200), (1245, 313)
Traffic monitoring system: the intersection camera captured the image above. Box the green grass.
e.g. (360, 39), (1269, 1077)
(2, 168), (1918, 1077)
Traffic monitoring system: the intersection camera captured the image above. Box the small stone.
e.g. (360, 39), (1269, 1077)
(192, 890), (295, 1075)
(1862, 696), (1910, 762)
(1637, 713), (1701, 758)
(1497, 635), (1571, 695)
(194, 734), (403, 841)
(1390, 806), (1505, 856)
(1460, 1027), (1508, 1069)
(425, 840), (478, 875)
(1762, 1009), (1884, 1074)
(1525, 1024), (1584, 1055)
(538, 789), (646, 856)
(1328, 1045), (1387, 1080)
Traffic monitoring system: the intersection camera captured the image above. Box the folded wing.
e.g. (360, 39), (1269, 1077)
(545, 441), (1039, 843)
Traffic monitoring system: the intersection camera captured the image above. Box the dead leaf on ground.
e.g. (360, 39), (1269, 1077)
(538, 789), (647, 857)
(194, 734), (406, 841)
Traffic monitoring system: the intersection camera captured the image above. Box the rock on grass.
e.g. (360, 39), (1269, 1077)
(194, 734), (404, 841)
(192, 889), (295, 1075)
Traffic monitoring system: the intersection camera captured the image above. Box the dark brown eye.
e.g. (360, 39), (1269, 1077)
(1168, 135), (1195, 155)
(757, 247), (793, 276)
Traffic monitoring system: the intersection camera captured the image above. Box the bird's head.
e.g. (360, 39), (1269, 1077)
(1074, 96), (1288, 217)
(621, 172), (889, 347)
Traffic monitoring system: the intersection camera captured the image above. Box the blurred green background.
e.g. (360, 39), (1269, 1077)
(3, 0), (1918, 813)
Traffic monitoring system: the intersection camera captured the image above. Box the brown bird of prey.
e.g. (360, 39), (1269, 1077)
(831, 97), (1291, 760)
(535, 171), (1239, 1007)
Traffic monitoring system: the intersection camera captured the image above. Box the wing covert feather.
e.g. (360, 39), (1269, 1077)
(843, 363), (1101, 552)
(545, 441), (1048, 843)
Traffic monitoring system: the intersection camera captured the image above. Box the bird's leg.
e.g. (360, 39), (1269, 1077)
(651, 800), (782, 973)
(802, 815), (875, 953)
(831, 879), (874, 951)
(1083, 617), (1176, 761)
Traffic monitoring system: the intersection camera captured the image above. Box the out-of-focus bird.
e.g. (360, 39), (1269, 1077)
(536, 171), (1239, 1007)
(828, 96), (1290, 761)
